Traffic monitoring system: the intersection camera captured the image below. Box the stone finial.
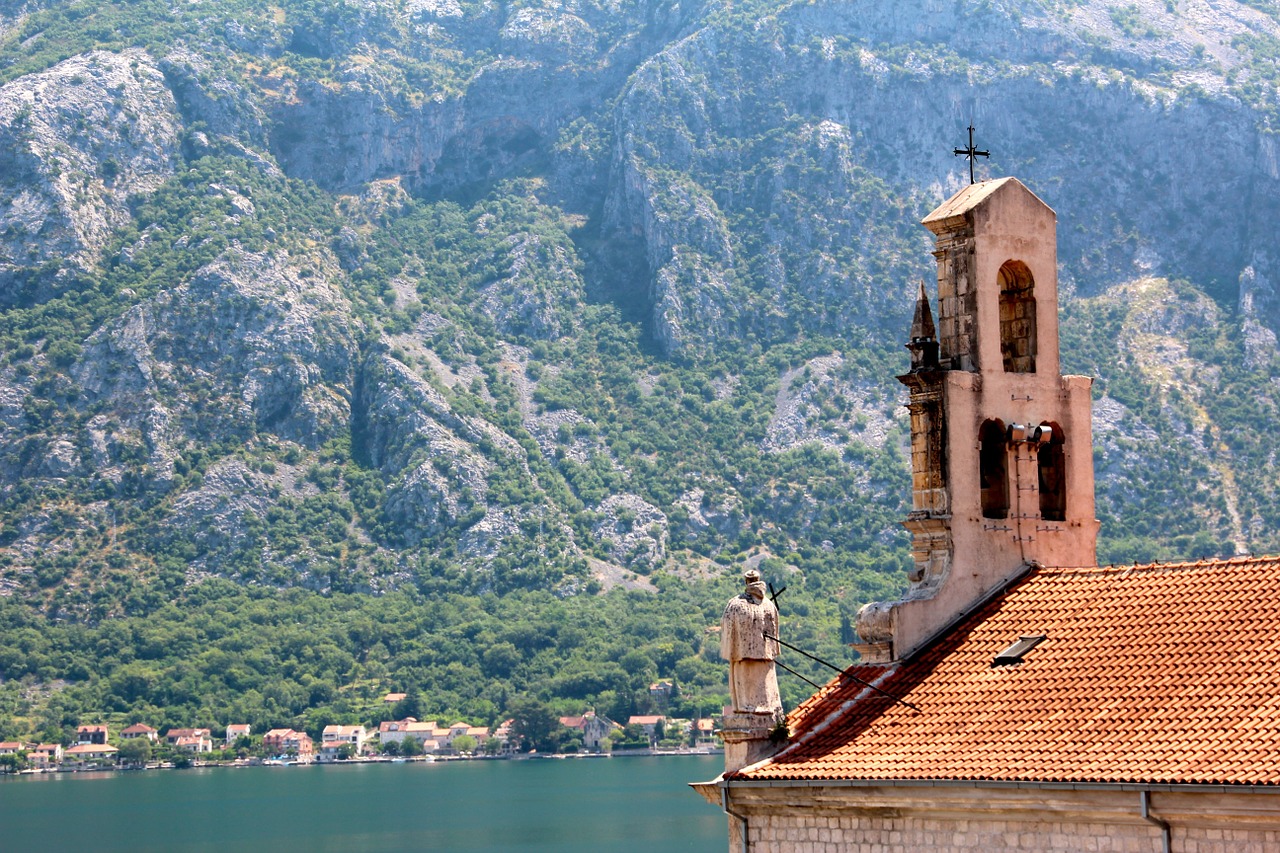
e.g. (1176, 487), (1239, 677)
(907, 280), (940, 370)
(910, 280), (936, 341)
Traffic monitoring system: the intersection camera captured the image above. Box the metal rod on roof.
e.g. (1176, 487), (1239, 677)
(764, 633), (922, 714)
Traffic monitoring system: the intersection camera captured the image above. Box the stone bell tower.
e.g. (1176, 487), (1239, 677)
(856, 177), (1099, 663)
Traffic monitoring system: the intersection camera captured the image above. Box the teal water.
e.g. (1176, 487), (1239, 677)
(0, 755), (725, 852)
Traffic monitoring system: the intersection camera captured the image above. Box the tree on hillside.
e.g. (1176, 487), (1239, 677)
(118, 738), (151, 768)
(509, 697), (561, 753)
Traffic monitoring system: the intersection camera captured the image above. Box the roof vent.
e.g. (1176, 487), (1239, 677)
(992, 634), (1046, 668)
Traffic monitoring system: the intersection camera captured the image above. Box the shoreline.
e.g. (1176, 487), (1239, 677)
(5, 746), (724, 778)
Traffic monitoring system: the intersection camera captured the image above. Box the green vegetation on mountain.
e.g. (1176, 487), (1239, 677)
(0, 0), (1278, 739)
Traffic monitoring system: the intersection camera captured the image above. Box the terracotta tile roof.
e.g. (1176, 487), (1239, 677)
(65, 743), (118, 756)
(165, 728), (209, 738)
(738, 556), (1280, 786)
(122, 724), (156, 734)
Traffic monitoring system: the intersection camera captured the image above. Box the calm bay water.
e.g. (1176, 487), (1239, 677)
(0, 755), (725, 852)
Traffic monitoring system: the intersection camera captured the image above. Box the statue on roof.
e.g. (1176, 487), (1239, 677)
(720, 569), (783, 717)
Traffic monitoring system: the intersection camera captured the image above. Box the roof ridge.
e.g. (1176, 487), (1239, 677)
(1040, 554), (1277, 577)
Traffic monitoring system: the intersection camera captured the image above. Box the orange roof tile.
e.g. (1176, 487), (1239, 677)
(738, 556), (1280, 787)
(65, 743), (118, 755)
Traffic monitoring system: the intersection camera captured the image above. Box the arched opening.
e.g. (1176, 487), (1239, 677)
(1037, 422), (1066, 521)
(998, 260), (1036, 373)
(979, 419), (1009, 519)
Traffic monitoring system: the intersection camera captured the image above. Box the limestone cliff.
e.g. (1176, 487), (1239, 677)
(0, 0), (1277, 607)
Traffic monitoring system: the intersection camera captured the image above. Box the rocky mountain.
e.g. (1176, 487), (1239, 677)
(0, 0), (1278, 731)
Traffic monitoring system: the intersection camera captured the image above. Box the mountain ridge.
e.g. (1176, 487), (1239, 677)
(0, 0), (1278, 737)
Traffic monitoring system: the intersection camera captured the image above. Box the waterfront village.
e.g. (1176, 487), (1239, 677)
(0, 683), (721, 773)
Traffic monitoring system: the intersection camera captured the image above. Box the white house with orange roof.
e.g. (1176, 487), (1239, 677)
(225, 724), (250, 745)
(377, 718), (417, 744)
(164, 728), (212, 752)
(320, 725), (368, 759)
(64, 743), (118, 764)
(492, 719), (517, 754)
(120, 723), (158, 742)
(264, 728), (313, 759)
(28, 743), (61, 769)
(627, 715), (665, 747)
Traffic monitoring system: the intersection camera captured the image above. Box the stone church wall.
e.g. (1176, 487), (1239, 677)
(745, 813), (1278, 853)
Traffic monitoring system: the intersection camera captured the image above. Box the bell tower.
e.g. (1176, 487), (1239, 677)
(856, 178), (1099, 663)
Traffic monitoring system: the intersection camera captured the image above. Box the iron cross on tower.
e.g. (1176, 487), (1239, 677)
(953, 124), (989, 184)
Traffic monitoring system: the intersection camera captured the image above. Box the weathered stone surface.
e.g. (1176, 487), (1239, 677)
(0, 50), (182, 300)
(74, 248), (358, 484)
(478, 233), (583, 340)
(591, 493), (667, 571)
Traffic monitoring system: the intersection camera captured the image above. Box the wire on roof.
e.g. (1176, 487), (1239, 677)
(765, 632), (922, 714)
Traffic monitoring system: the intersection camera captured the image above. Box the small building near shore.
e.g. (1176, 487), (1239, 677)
(628, 715), (666, 747)
(559, 712), (620, 753)
(28, 743), (61, 769)
(76, 725), (108, 745)
(121, 723), (158, 742)
(263, 728), (314, 760)
(65, 743), (118, 765)
(320, 725), (368, 759)
(165, 728), (212, 752)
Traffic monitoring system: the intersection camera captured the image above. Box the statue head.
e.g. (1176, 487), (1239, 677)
(743, 568), (766, 602)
